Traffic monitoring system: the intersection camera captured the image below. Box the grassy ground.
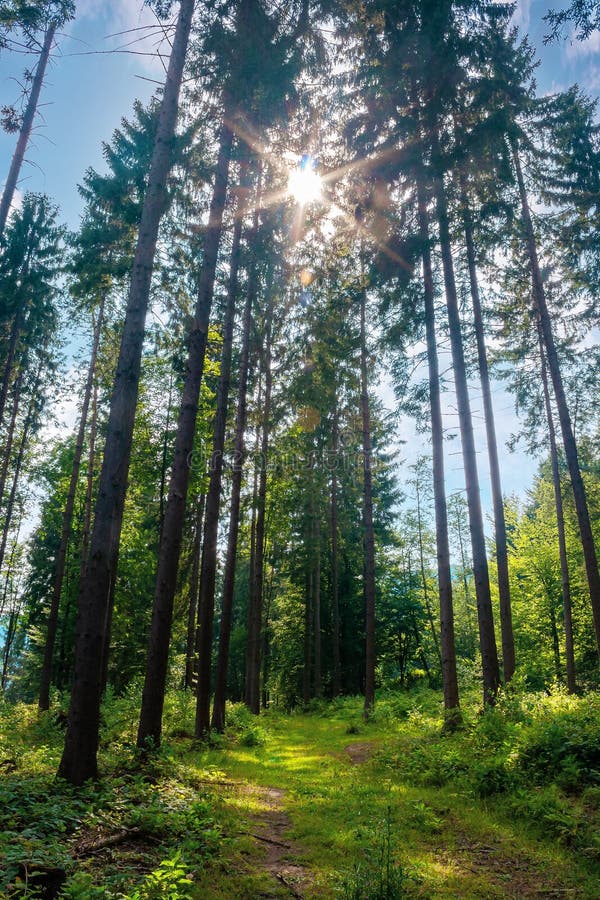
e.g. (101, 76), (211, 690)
(1, 686), (600, 897)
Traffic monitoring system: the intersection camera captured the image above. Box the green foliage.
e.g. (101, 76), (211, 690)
(339, 806), (420, 899)
(128, 852), (193, 900)
(225, 702), (267, 747)
(515, 697), (600, 791)
(0, 691), (223, 897)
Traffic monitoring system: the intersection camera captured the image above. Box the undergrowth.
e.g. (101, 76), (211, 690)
(1, 684), (600, 897)
(378, 685), (600, 861)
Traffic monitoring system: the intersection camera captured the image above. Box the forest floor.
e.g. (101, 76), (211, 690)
(1, 688), (600, 898)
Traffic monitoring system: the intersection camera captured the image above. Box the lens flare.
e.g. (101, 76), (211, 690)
(287, 155), (322, 205)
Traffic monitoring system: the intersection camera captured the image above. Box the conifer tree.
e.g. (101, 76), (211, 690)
(58, 0), (196, 785)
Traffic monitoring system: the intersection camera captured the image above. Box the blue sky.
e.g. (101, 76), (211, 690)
(0, 0), (598, 524)
(2, 1), (598, 231)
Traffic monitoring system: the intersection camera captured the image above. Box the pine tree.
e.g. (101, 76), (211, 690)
(0, 2), (74, 235)
(58, 0), (196, 785)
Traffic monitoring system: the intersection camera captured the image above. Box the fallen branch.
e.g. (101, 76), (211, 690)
(251, 832), (291, 849)
(275, 871), (304, 898)
(73, 827), (160, 857)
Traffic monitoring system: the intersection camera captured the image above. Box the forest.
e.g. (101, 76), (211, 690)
(0, 0), (599, 897)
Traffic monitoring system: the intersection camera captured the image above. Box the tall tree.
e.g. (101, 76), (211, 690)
(136, 112), (234, 748)
(416, 171), (460, 720)
(38, 300), (104, 710)
(244, 289), (273, 715)
(58, 0), (196, 785)
(458, 172), (515, 681)
(359, 257), (376, 717)
(538, 322), (577, 693)
(0, 2), (74, 236)
(211, 200), (260, 731)
(512, 141), (600, 663)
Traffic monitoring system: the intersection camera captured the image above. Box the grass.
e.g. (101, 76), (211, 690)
(1, 686), (600, 897)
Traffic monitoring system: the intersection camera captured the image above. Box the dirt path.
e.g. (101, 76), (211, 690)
(344, 741), (376, 764)
(243, 784), (311, 898)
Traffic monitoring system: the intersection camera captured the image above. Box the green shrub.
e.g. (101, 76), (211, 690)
(225, 703), (267, 747)
(472, 755), (514, 797)
(515, 704), (600, 791)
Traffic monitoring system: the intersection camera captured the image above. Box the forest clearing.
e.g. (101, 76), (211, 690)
(2, 689), (600, 897)
(1, 0), (600, 897)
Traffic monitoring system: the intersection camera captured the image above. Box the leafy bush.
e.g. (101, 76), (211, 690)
(226, 703), (267, 747)
(514, 705), (600, 791)
(129, 852), (193, 900)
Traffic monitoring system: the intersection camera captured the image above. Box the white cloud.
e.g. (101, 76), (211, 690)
(511, 0), (532, 31)
(564, 28), (600, 60)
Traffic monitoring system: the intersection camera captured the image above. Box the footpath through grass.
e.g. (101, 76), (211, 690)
(2, 687), (600, 897)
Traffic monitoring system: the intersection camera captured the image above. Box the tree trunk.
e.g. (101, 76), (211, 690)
(261, 570), (273, 709)
(0, 371), (22, 513)
(539, 324), (577, 693)
(453, 498), (474, 646)
(512, 142), (600, 663)
(0, 372), (36, 573)
(313, 501), (322, 698)
(211, 199), (260, 731)
(415, 472), (442, 667)
(1, 606), (19, 692)
(549, 598), (562, 683)
(0, 305), (24, 434)
(185, 491), (205, 690)
(192, 199), (244, 740)
(244, 298), (272, 715)
(416, 172), (460, 720)
(39, 300), (104, 710)
(432, 135), (500, 706)
(330, 400), (342, 696)
(58, 0), (196, 785)
(0, 513), (21, 619)
(360, 271), (376, 718)
(460, 172), (515, 682)
(158, 372), (174, 542)
(80, 378), (98, 583)
(99, 543), (119, 696)
(302, 545), (312, 708)
(0, 25), (55, 237)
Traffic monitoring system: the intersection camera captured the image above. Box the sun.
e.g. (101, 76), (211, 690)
(287, 155), (322, 206)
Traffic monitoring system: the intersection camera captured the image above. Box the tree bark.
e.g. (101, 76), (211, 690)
(192, 195), (244, 739)
(158, 372), (174, 542)
(39, 300), (104, 710)
(539, 323), (577, 693)
(432, 136), (500, 706)
(460, 172), (515, 682)
(330, 399), (342, 696)
(0, 25), (55, 237)
(0, 304), (24, 435)
(359, 270), (376, 717)
(0, 371), (22, 513)
(416, 172), (460, 719)
(80, 378), (98, 584)
(313, 501), (322, 698)
(138, 114), (233, 746)
(211, 200), (260, 731)
(185, 491), (205, 690)
(244, 296), (273, 715)
(512, 142), (600, 663)
(58, 0), (196, 785)
(302, 543), (312, 708)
